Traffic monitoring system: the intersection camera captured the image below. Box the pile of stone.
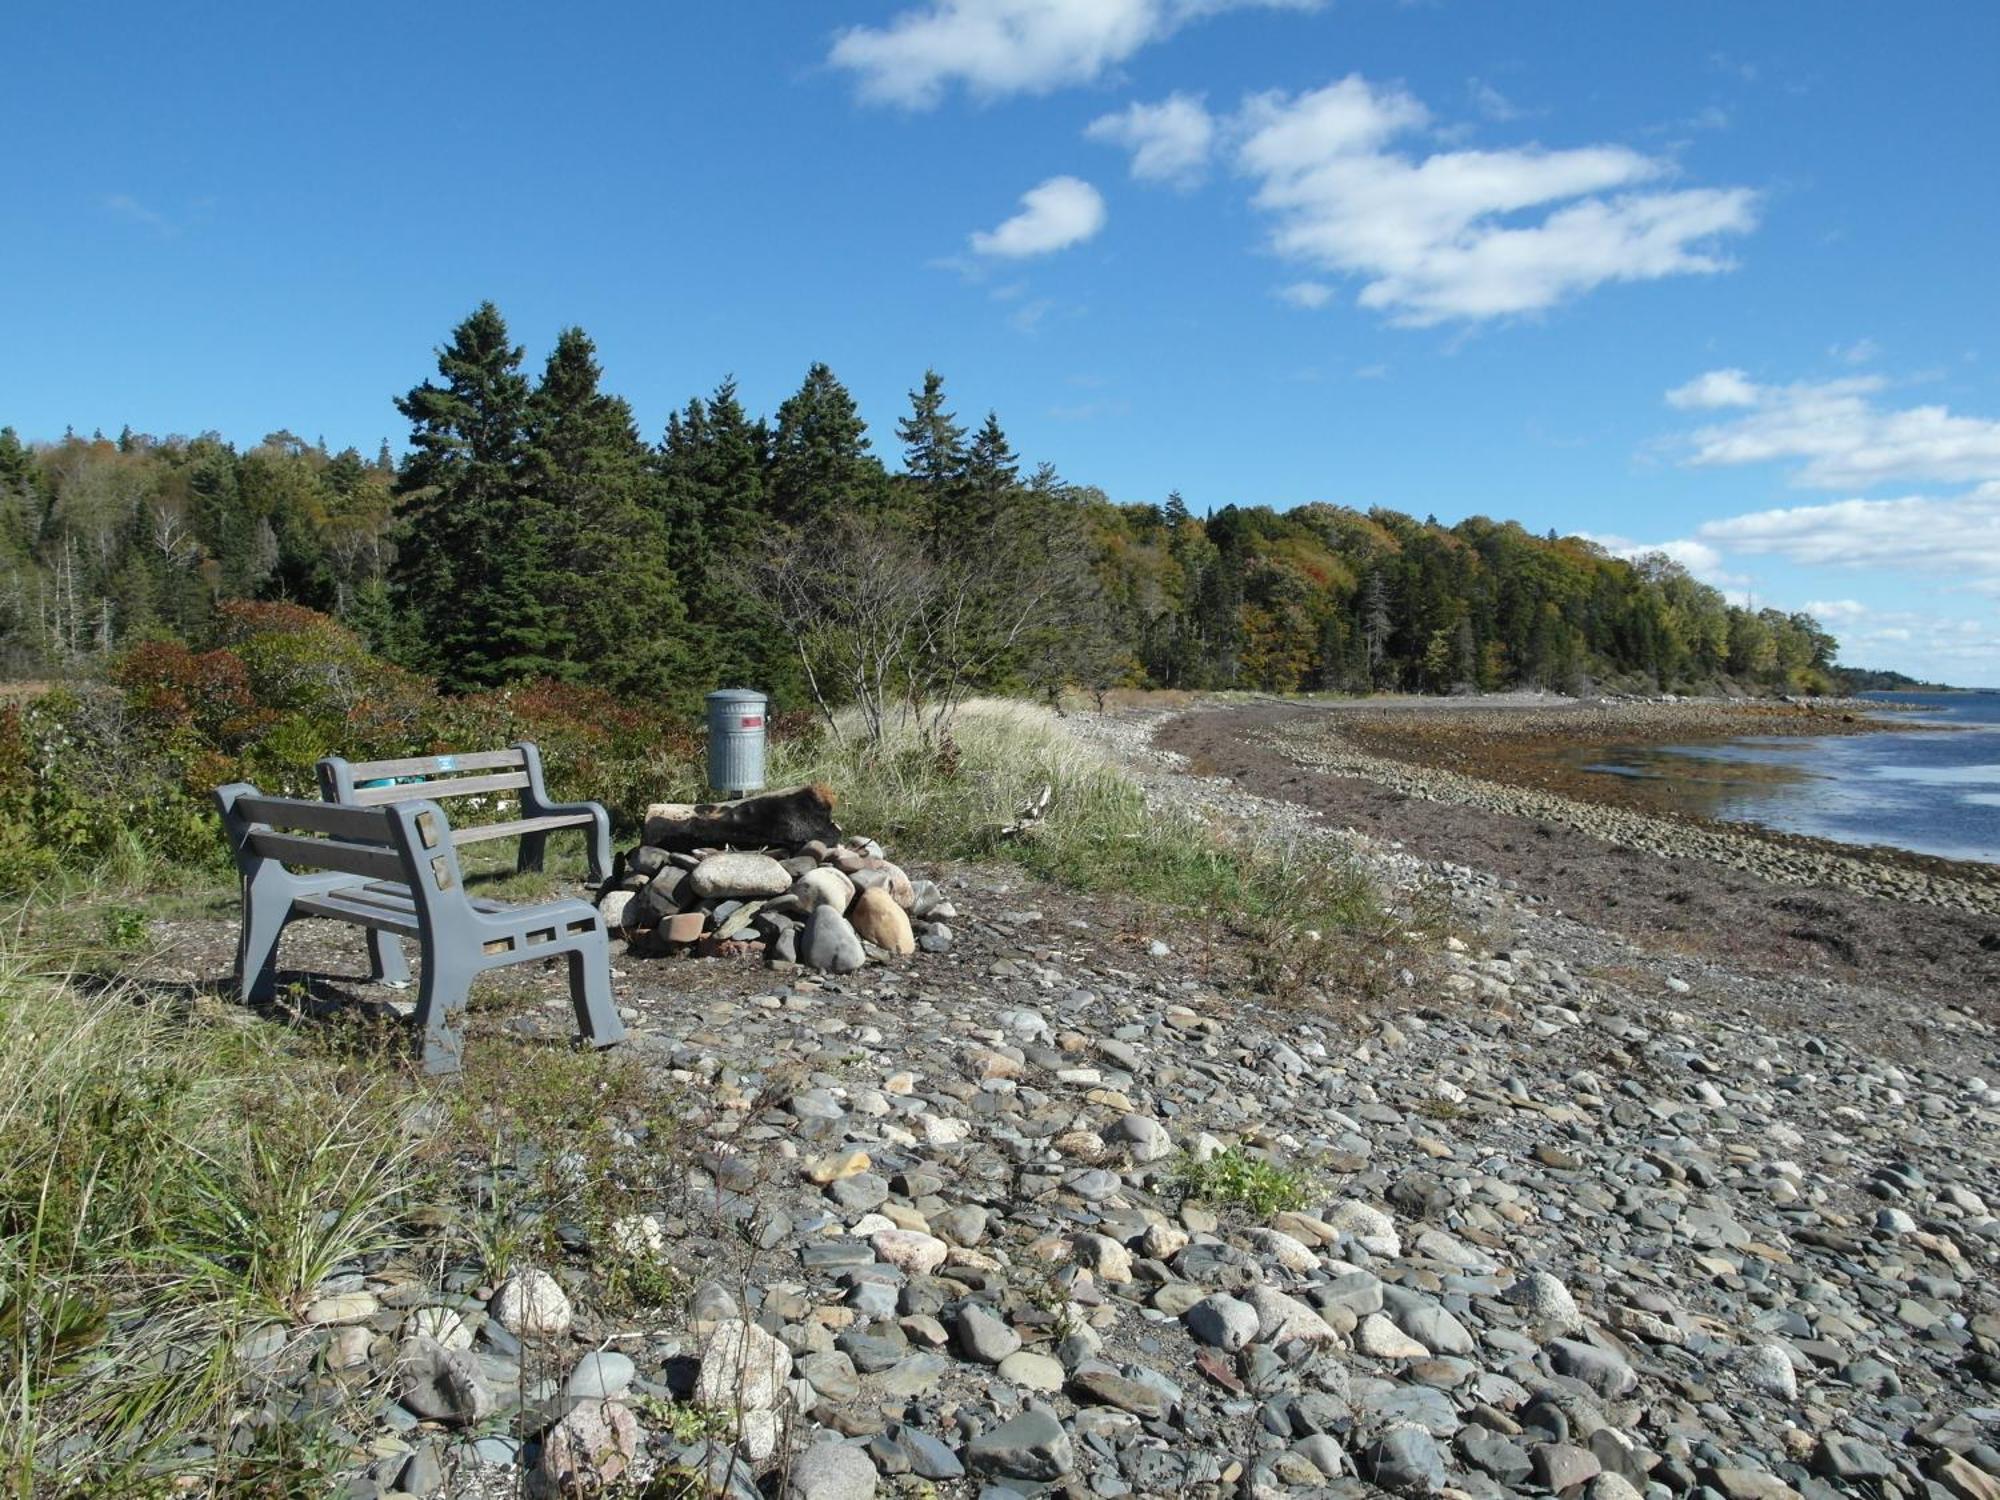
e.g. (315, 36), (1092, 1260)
(595, 835), (958, 971)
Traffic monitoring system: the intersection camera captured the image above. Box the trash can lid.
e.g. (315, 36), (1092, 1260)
(706, 687), (767, 705)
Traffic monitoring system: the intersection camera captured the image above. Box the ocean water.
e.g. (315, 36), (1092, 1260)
(1566, 690), (2000, 865)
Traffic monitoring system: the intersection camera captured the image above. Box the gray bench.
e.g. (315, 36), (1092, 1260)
(214, 783), (625, 1074)
(316, 742), (611, 883)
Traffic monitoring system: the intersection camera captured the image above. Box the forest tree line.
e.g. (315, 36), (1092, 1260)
(0, 302), (1840, 714)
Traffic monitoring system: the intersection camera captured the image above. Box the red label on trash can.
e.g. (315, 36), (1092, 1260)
(740, 715), (763, 729)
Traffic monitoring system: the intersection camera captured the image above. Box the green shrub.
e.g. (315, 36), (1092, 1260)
(1171, 1147), (1314, 1216)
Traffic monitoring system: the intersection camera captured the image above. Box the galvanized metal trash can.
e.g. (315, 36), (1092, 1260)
(705, 688), (768, 798)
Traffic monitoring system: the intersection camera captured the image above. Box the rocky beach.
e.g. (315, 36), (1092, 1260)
(126, 697), (2000, 1500)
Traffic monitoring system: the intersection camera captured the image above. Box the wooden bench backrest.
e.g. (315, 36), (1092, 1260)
(328, 748), (532, 807)
(218, 786), (467, 897)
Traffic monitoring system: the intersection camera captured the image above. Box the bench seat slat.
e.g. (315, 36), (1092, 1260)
(343, 749), (526, 779)
(248, 831), (405, 882)
(294, 891), (422, 934)
(292, 880), (520, 932)
(349, 770), (530, 806)
(350, 880), (512, 915)
(449, 813), (597, 844)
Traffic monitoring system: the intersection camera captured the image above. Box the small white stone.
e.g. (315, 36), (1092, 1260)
(1358, 1313), (1429, 1360)
(871, 1229), (948, 1276)
(1738, 1342), (1799, 1401)
(696, 1318), (793, 1412)
(402, 1306), (472, 1350)
(491, 1269), (572, 1339)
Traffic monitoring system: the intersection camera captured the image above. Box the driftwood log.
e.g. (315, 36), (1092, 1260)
(642, 783), (841, 852)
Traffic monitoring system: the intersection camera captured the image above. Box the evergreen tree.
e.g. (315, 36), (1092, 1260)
(768, 363), (883, 525)
(0, 428), (31, 494)
(657, 378), (791, 694)
(938, 409), (1018, 558)
(390, 301), (568, 688)
(1360, 568), (1393, 685)
(896, 369), (966, 538)
(525, 327), (690, 692)
(963, 411), (1019, 496)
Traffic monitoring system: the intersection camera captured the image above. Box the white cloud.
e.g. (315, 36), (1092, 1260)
(1224, 76), (1758, 325)
(1466, 78), (1530, 123)
(1666, 368), (1760, 409)
(970, 176), (1108, 257)
(1800, 600), (2000, 676)
(1802, 598), (1869, 623)
(1580, 532), (1747, 588)
(1668, 370), (2000, 489)
(830, 0), (1322, 108)
(103, 193), (170, 230)
(1278, 280), (1333, 309)
(1085, 93), (1216, 187)
(1694, 484), (2000, 593)
(1644, 366), (2000, 678)
(1829, 337), (1880, 365)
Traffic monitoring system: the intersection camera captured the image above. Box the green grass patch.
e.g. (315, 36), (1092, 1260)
(1170, 1147), (1314, 1217)
(0, 925), (420, 1494)
(0, 903), (693, 1495)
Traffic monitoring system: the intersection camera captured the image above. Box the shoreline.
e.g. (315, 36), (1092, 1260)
(1306, 698), (1997, 891)
(1151, 700), (2000, 998)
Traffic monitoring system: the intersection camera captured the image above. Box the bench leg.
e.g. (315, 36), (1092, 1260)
(238, 898), (287, 1005)
(585, 820), (611, 885)
(516, 832), (548, 876)
(566, 943), (625, 1050)
(412, 961), (470, 1075)
(369, 932), (411, 989)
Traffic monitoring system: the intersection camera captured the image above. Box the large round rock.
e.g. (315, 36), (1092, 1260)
(786, 1440), (879, 1500)
(690, 851), (792, 900)
(849, 887), (915, 955)
(792, 866), (856, 915)
(968, 1408), (1074, 1482)
(803, 906), (866, 973)
(395, 1336), (494, 1426)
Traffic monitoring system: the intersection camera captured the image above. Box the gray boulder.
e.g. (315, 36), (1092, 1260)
(395, 1336), (493, 1426)
(803, 906), (866, 973)
(967, 1407), (1074, 1481)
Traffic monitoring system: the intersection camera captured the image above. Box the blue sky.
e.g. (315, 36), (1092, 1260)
(5, 0), (1998, 682)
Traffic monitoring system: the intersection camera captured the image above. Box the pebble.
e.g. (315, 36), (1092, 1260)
(566, 1351), (635, 1400)
(967, 1408), (1074, 1482)
(488, 1269), (571, 1339)
(786, 1440), (879, 1500)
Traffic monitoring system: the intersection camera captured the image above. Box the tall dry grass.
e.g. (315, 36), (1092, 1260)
(0, 922), (422, 1494)
(772, 698), (1378, 936)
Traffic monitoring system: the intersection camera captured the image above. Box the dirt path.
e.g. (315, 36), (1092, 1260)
(1154, 700), (2000, 1000)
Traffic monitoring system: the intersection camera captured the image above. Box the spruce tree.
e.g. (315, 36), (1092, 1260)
(768, 363), (884, 526)
(0, 428), (30, 493)
(656, 379), (791, 695)
(962, 411), (1018, 496)
(955, 411), (1019, 550)
(525, 327), (689, 692)
(896, 369), (966, 539)
(391, 301), (567, 689)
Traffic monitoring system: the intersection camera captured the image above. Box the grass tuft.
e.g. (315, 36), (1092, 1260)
(1170, 1147), (1314, 1217)
(0, 925), (422, 1494)
(771, 700), (1379, 950)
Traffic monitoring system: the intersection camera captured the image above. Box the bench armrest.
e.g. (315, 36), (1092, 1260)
(514, 742), (612, 881)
